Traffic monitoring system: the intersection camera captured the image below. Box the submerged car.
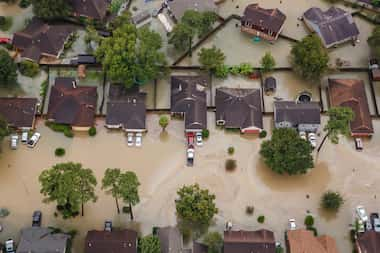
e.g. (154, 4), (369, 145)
(308, 133), (317, 149)
(127, 133), (134, 147)
(5, 239), (15, 253)
(299, 131), (307, 141)
(187, 145), (195, 167)
(10, 135), (19, 150)
(196, 132), (203, 146)
(32, 211), (42, 227)
(21, 131), (29, 144)
(27, 132), (41, 148)
(288, 218), (296, 230)
(356, 205), (369, 222)
(135, 133), (142, 147)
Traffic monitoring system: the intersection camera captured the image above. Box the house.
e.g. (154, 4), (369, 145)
(71, 0), (111, 20)
(167, 0), (217, 21)
(12, 18), (76, 62)
(158, 227), (183, 253)
(356, 230), (380, 253)
(105, 85), (147, 132)
(286, 229), (339, 253)
(47, 77), (98, 131)
(224, 229), (276, 253)
(303, 7), (360, 48)
(85, 229), (138, 253)
(274, 101), (321, 133)
(0, 97), (38, 130)
(215, 88), (263, 134)
(327, 78), (374, 136)
(171, 75), (208, 133)
(16, 227), (70, 253)
(241, 4), (286, 42)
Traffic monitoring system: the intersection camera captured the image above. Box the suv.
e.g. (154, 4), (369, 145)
(5, 239), (15, 253)
(187, 145), (195, 167)
(32, 210), (42, 227)
(104, 220), (112, 232)
(355, 138), (363, 151)
(299, 131), (307, 141)
(27, 132), (41, 148)
(356, 206), (369, 222)
(288, 218), (296, 230)
(10, 134), (18, 150)
(308, 133), (317, 149)
(21, 131), (29, 144)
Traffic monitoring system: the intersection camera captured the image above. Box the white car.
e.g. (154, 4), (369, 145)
(299, 131), (307, 140)
(288, 218), (296, 230)
(27, 132), (41, 148)
(356, 205), (369, 222)
(10, 134), (18, 150)
(135, 133), (142, 147)
(21, 131), (28, 144)
(374, 218), (380, 232)
(5, 239), (15, 253)
(308, 133), (317, 149)
(196, 132), (203, 146)
(127, 133), (134, 147)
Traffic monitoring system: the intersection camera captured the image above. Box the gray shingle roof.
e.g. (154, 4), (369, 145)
(158, 227), (183, 253)
(167, 0), (217, 20)
(274, 101), (321, 125)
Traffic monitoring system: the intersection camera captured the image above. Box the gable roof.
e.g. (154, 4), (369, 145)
(0, 97), (38, 129)
(47, 77), (97, 127)
(12, 18), (76, 62)
(357, 231), (380, 253)
(158, 227), (183, 253)
(224, 230), (276, 253)
(167, 0), (217, 20)
(274, 101), (321, 125)
(106, 85), (146, 130)
(328, 78), (374, 136)
(303, 7), (359, 47)
(71, 0), (111, 20)
(171, 75), (208, 131)
(85, 230), (138, 253)
(287, 229), (339, 253)
(241, 4), (286, 34)
(16, 227), (70, 253)
(216, 88), (263, 131)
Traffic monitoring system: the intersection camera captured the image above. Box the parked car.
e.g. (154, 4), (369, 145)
(355, 138), (363, 151)
(196, 132), (203, 146)
(366, 220), (373, 231)
(104, 220), (112, 232)
(27, 132), (41, 148)
(127, 133), (134, 147)
(358, 220), (365, 233)
(299, 131), (307, 140)
(135, 133), (142, 147)
(370, 213), (379, 227)
(288, 218), (296, 230)
(187, 132), (195, 145)
(187, 145), (195, 167)
(21, 131), (28, 144)
(10, 134), (18, 150)
(32, 211), (42, 227)
(5, 239), (15, 253)
(308, 133), (317, 148)
(356, 205), (369, 222)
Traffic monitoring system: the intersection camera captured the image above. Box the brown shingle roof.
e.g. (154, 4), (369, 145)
(328, 78), (374, 136)
(357, 231), (380, 253)
(287, 230), (339, 253)
(85, 230), (137, 253)
(0, 97), (38, 129)
(47, 77), (97, 127)
(224, 230), (276, 253)
(71, 0), (111, 20)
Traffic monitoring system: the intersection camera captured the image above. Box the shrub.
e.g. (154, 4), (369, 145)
(227, 146), (235, 155)
(321, 191), (344, 212)
(0, 208), (10, 217)
(259, 130), (267, 138)
(19, 0), (31, 8)
(55, 148), (66, 157)
(306, 226), (318, 236)
(0, 16), (12, 31)
(304, 215), (314, 227)
(225, 159), (237, 171)
(229, 66), (240, 75)
(214, 64), (229, 79)
(238, 63), (253, 75)
(246, 206), (254, 215)
(64, 128), (74, 138)
(257, 215), (265, 223)
(88, 127), (96, 136)
(19, 60), (40, 77)
(202, 129), (210, 139)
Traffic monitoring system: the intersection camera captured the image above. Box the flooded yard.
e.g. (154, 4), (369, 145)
(0, 114), (380, 252)
(0, 3), (33, 37)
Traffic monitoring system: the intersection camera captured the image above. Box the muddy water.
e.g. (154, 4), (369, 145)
(0, 3), (33, 36)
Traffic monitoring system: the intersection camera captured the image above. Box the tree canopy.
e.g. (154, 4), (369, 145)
(324, 107), (354, 144)
(39, 162), (97, 218)
(0, 49), (17, 85)
(203, 232), (223, 253)
(321, 191), (344, 212)
(260, 128), (314, 175)
(260, 52), (276, 73)
(290, 34), (329, 81)
(198, 46), (225, 72)
(96, 14), (167, 88)
(140, 235), (161, 253)
(368, 26), (380, 59)
(0, 115), (9, 150)
(159, 115), (169, 131)
(31, 0), (72, 19)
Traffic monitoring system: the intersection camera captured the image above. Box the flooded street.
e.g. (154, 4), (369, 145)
(0, 114), (380, 252)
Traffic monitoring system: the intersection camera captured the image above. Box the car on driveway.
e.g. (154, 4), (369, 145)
(104, 220), (112, 232)
(370, 213), (380, 232)
(356, 205), (369, 222)
(299, 131), (307, 141)
(308, 133), (317, 149)
(27, 132), (41, 148)
(127, 133), (134, 147)
(187, 145), (195, 167)
(21, 131), (28, 144)
(355, 138), (363, 151)
(135, 133), (142, 147)
(32, 211), (42, 227)
(10, 134), (18, 150)
(196, 132), (203, 146)
(5, 239), (15, 253)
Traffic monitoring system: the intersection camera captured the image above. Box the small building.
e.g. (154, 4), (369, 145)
(167, 0), (217, 21)
(356, 230), (380, 253)
(158, 227), (183, 253)
(286, 229), (339, 253)
(224, 229), (276, 253)
(16, 227), (70, 253)
(12, 18), (77, 62)
(71, 0), (111, 21)
(327, 78), (374, 137)
(85, 229), (138, 253)
(303, 7), (360, 48)
(274, 101), (321, 133)
(215, 88), (263, 134)
(264, 77), (276, 94)
(171, 75), (208, 133)
(241, 4), (286, 42)
(47, 77), (98, 131)
(369, 58), (380, 81)
(0, 97), (38, 130)
(105, 85), (147, 133)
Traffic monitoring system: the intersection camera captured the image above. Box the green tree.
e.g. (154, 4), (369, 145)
(260, 52), (276, 73)
(290, 34), (329, 81)
(31, 0), (72, 19)
(119, 171), (140, 220)
(203, 232), (223, 253)
(0, 49), (17, 85)
(96, 14), (167, 88)
(168, 22), (194, 52)
(140, 235), (161, 253)
(102, 168), (123, 214)
(198, 46), (225, 72)
(321, 191), (344, 212)
(39, 162), (97, 218)
(175, 184), (218, 227)
(159, 115), (169, 131)
(18, 60), (40, 78)
(0, 115), (9, 150)
(260, 128), (314, 175)
(368, 26), (380, 59)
